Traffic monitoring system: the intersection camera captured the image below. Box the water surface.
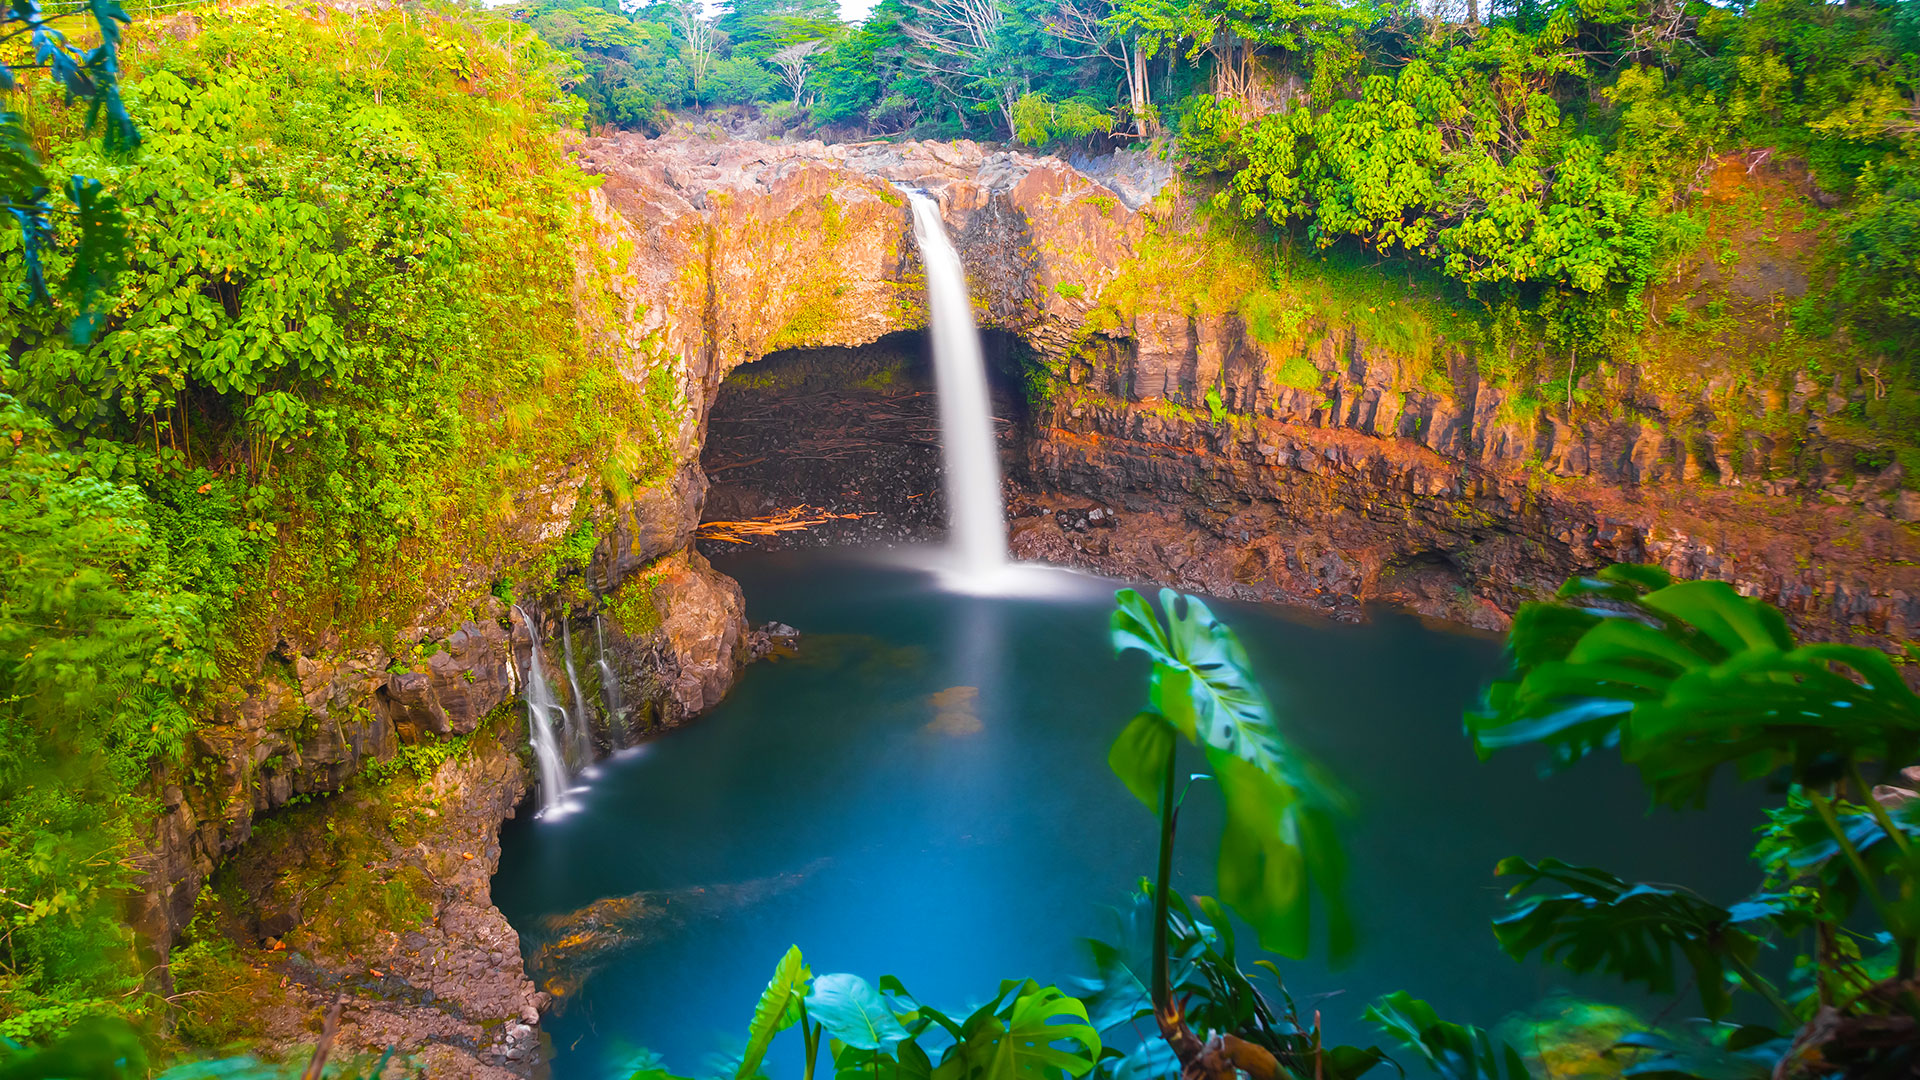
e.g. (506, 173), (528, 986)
(495, 549), (1759, 1079)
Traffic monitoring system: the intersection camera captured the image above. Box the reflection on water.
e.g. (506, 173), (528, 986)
(494, 548), (1759, 1080)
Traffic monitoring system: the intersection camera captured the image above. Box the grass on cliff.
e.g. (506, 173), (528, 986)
(0, 0), (674, 1044)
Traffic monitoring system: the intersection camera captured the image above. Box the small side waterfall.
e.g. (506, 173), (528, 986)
(595, 615), (626, 748)
(906, 191), (1009, 578)
(560, 620), (593, 768)
(515, 606), (573, 817)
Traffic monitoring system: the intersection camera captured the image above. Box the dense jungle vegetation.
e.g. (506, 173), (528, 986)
(1, 0), (676, 1052)
(2, 0), (1919, 1073)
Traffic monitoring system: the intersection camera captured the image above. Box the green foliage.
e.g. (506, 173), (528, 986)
(1467, 564), (1920, 808)
(1, 0), (137, 338)
(364, 734), (474, 784)
(1489, 858), (1774, 1019)
(1, 0), (665, 1041)
(636, 948), (1099, 1080)
(0, 1015), (146, 1078)
(1363, 993), (1528, 1080)
(608, 572), (664, 638)
(708, 55), (782, 105)
(517, 0), (688, 130)
(1467, 564), (1920, 1072)
(1011, 93), (1113, 148)
(1111, 587), (1350, 961)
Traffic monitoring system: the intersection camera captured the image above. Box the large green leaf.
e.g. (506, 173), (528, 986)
(808, 973), (912, 1052)
(1211, 749), (1351, 960)
(1490, 858), (1771, 1019)
(1111, 588), (1351, 961)
(737, 945), (811, 1080)
(937, 983), (1100, 1080)
(1467, 567), (1920, 809)
(1364, 992), (1530, 1080)
(1108, 711), (1175, 813)
(1112, 588), (1281, 772)
(0, 1016), (147, 1079)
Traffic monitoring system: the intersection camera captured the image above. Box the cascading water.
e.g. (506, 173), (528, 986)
(906, 191), (1009, 579)
(560, 620), (593, 768)
(514, 606), (573, 817)
(595, 615), (626, 749)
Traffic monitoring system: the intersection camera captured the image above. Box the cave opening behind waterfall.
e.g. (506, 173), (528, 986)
(698, 329), (1030, 553)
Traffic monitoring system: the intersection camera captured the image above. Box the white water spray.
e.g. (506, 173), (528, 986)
(594, 615), (626, 749)
(560, 620), (593, 768)
(515, 607), (573, 817)
(907, 191), (1008, 578)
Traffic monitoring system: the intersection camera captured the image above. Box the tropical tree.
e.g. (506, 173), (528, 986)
(772, 40), (830, 105)
(1102, 0), (1367, 101)
(1039, 0), (1157, 136)
(900, 0), (1027, 135)
(674, 0), (719, 104)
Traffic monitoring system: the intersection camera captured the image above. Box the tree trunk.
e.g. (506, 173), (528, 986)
(1127, 47), (1154, 136)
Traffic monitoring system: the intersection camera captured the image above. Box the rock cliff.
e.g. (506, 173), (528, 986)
(579, 129), (1919, 646)
(143, 186), (752, 1074)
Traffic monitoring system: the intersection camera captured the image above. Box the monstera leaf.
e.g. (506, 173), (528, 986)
(1111, 588), (1351, 961)
(1491, 859), (1782, 1019)
(935, 982), (1100, 1080)
(1365, 992), (1530, 1080)
(1468, 567), (1920, 809)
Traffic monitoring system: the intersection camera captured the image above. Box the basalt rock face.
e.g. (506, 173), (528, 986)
(580, 131), (1917, 646)
(214, 717), (545, 1078)
(1019, 319), (1920, 642)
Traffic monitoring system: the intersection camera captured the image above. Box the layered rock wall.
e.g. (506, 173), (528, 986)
(581, 130), (1918, 645)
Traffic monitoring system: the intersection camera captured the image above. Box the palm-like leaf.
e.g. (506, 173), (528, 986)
(1467, 567), (1920, 809)
(1490, 859), (1776, 1018)
(1111, 588), (1351, 960)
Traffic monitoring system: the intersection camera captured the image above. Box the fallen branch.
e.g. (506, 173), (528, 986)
(696, 505), (873, 544)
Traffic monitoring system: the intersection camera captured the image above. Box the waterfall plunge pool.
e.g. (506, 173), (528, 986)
(494, 547), (1760, 1080)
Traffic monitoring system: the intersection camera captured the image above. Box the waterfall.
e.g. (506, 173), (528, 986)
(595, 615), (626, 749)
(515, 606), (573, 817)
(906, 191), (1009, 578)
(560, 620), (593, 768)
